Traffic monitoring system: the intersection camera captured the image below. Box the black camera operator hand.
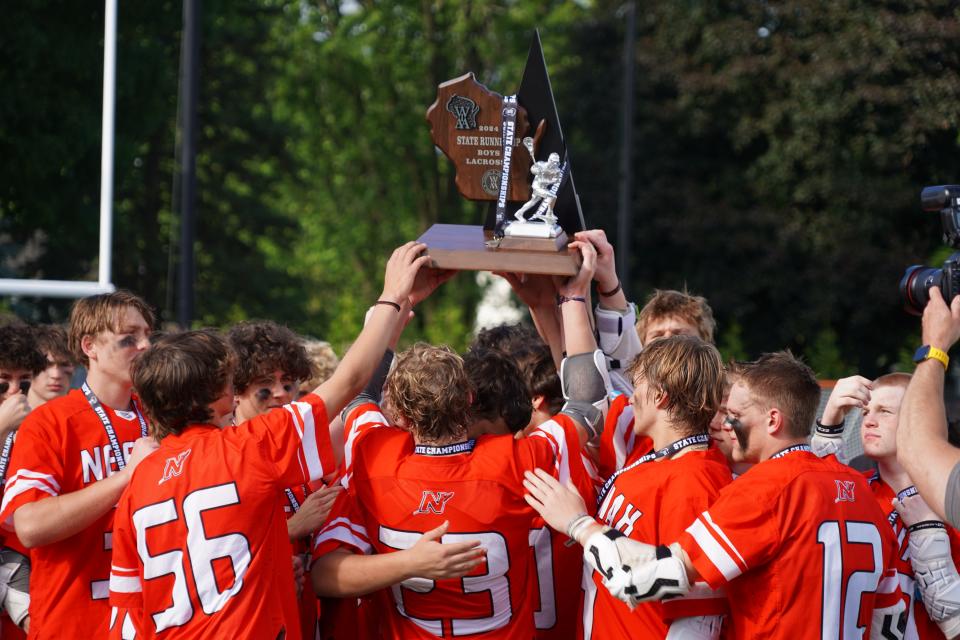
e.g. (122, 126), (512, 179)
(897, 285), (960, 528)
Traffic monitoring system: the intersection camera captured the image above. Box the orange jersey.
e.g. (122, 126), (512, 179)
(0, 388), (147, 639)
(109, 394), (334, 640)
(585, 446), (732, 639)
(283, 482), (321, 640)
(863, 471), (960, 640)
(0, 432), (27, 557)
(315, 403), (584, 639)
(679, 449), (902, 640)
(337, 402), (595, 640)
(532, 415), (598, 640)
(595, 394), (651, 482)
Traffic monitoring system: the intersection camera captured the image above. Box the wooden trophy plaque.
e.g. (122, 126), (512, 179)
(418, 34), (584, 276)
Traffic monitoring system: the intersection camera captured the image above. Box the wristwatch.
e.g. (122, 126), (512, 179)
(913, 345), (950, 370)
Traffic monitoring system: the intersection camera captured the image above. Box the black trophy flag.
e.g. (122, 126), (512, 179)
(484, 30), (586, 235)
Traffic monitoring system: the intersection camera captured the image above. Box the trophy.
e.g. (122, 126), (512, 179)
(418, 31), (586, 275)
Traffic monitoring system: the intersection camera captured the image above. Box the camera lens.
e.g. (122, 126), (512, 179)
(900, 265), (943, 316)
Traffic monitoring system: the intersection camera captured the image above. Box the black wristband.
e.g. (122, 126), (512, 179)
(375, 300), (401, 312)
(815, 419), (844, 436)
(908, 520), (947, 533)
(597, 278), (623, 298)
(556, 295), (586, 306)
(599, 280), (622, 297)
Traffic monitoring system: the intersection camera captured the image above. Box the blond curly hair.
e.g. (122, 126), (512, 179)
(299, 339), (340, 392)
(384, 343), (472, 443)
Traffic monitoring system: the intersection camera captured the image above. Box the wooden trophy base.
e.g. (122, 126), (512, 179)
(418, 224), (580, 276)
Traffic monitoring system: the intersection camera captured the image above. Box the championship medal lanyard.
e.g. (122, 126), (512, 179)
(81, 382), (148, 472)
(596, 433), (712, 507)
(0, 432), (14, 493)
(285, 488), (301, 512)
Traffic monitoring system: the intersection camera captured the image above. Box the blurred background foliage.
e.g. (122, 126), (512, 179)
(2, 0), (960, 376)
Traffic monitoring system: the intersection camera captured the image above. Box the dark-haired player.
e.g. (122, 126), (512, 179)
(26, 325), (75, 409)
(526, 351), (907, 640)
(227, 319), (342, 638)
(0, 324), (46, 636)
(108, 242), (430, 639)
(1, 291), (158, 638)
(312, 241), (608, 639)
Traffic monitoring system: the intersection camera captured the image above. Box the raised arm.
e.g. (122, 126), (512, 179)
(898, 286), (960, 523)
(555, 242), (611, 447)
(574, 230), (628, 312)
(810, 375), (872, 461)
(313, 242), (431, 419)
(575, 230), (639, 395)
(557, 240), (598, 357)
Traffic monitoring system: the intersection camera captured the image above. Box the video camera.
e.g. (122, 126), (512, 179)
(900, 185), (960, 316)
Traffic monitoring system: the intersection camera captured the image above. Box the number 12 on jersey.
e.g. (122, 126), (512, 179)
(817, 521), (884, 640)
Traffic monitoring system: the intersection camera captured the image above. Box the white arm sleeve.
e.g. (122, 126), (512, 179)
(810, 431), (845, 461)
(909, 524), (960, 638)
(595, 304), (641, 372)
(665, 615), (723, 640)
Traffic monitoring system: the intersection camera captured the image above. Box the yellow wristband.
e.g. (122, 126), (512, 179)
(926, 346), (950, 370)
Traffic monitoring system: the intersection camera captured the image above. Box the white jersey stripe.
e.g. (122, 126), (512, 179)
(109, 574), (142, 594)
(294, 400), (324, 481)
(686, 518), (742, 582)
(343, 409), (388, 475)
(703, 511), (747, 567)
(318, 516), (369, 540)
(1, 476), (59, 516)
(4, 468), (61, 494)
(111, 564), (139, 575)
(534, 419), (570, 484)
(315, 526), (372, 554)
(581, 560), (598, 640)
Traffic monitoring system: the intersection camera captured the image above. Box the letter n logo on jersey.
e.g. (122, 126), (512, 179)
(835, 479), (856, 503)
(159, 449), (192, 485)
(414, 490), (455, 515)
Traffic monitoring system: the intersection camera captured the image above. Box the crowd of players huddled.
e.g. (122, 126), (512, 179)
(1, 229), (960, 639)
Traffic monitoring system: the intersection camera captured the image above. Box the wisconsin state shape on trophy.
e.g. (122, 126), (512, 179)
(419, 30), (585, 276)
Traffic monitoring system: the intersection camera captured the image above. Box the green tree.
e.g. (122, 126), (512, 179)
(570, 0), (960, 376)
